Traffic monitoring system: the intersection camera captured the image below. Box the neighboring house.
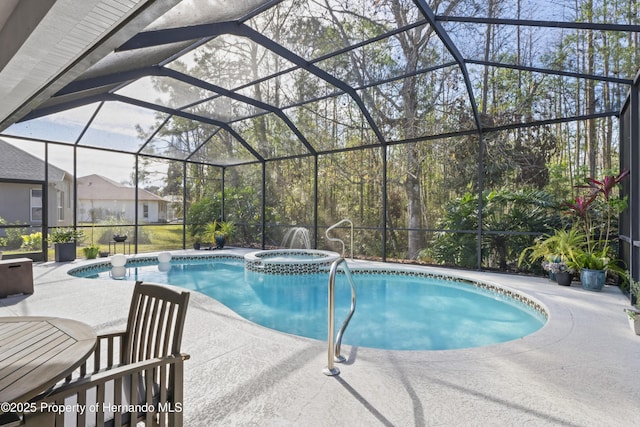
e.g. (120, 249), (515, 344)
(0, 138), (73, 228)
(77, 174), (168, 223)
(162, 195), (182, 223)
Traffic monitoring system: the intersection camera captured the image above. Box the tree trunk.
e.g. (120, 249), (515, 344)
(481, 0), (495, 115)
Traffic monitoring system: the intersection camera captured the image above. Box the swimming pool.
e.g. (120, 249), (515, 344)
(70, 255), (547, 351)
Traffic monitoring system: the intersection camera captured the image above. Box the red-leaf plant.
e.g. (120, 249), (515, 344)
(565, 169), (629, 269)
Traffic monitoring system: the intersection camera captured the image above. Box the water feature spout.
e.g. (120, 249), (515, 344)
(281, 227), (311, 249)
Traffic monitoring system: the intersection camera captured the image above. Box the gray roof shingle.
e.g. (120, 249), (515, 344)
(0, 138), (68, 181)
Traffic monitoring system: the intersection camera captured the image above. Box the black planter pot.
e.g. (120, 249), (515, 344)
(215, 235), (225, 249)
(555, 271), (572, 286)
(54, 242), (76, 262)
(193, 243), (201, 250)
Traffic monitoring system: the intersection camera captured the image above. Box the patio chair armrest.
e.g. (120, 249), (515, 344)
(26, 354), (190, 427)
(72, 332), (127, 378)
(44, 353), (190, 397)
(95, 331), (126, 341)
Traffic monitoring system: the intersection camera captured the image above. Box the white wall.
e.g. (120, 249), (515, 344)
(78, 199), (166, 223)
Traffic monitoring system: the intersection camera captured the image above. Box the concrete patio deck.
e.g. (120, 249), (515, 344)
(1, 250), (638, 426)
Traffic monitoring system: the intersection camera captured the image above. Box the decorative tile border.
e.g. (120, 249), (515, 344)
(68, 252), (547, 320)
(342, 267), (548, 319)
(244, 249), (340, 274)
(67, 254), (244, 276)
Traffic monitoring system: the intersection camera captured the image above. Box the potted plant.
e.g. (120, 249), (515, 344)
(204, 221), (218, 250)
(518, 234), (561, 280)
(193, 235), (202, 250)
(50, 227), (84, 262)
(83, 226), (100, 259)
(216, 221), (235, 249)
(566, 247), (621, 290)
(624, 277), (640, 335)
(518, 227), (584, 281)
(541, 259), (575, 286)
(564, 170), (629, 291)
(82, 245), (100, 259)
(204, 220), (235, 249)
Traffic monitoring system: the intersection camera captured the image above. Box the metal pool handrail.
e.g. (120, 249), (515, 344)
(325, 219), (353, 260)
(323, 257), (357, 376)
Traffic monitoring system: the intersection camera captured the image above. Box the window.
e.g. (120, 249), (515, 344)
(143, 203), (149, 219)
(57, 190), (64, 221)
(30, 188), (42, 223)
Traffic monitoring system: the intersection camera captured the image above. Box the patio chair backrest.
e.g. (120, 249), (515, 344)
(122, 281), (190, 364)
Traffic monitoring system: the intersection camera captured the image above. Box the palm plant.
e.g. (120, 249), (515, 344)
(204, 220), (235, 249)
(216, 221), (235, 240)
(518, 226), (585, 269)
(430, 189), (562, 270)
(204, 221), (219, 248)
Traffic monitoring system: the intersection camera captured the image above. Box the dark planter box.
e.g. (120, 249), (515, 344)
(55, 242), (76, 262)
(1, 252), (44, 262)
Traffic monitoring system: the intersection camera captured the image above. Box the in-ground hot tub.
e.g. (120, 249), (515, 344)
(244, 249), (340, 274)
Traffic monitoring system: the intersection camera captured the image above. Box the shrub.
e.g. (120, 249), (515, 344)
(21, 232), (43, 251)
(50, 227), (84, 244)
(186, 197), (220, 238)
(425, 189), (563, 271)
(0, 217), (28, 249)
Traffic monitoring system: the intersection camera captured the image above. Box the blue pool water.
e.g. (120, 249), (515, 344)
(72, 258), (546, 350)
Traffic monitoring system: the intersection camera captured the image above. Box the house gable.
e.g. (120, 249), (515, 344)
(77, 174), (168, 223)
(0, 138), (67, 182)
(77, 174), (165, 202)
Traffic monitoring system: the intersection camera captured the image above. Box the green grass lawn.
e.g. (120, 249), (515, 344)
(0, 224), (191, 260)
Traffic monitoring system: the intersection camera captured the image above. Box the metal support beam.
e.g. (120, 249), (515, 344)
(54, 66), (161, 97)
(229, 24), (387, 145)
(412, 0), (482, 133)
(134, 155), (139, 254)
(43, 143), (49, 262)
(630, 75), (640, 285)
(116, 21), (387, 145)
(182, 160), (187, 249)
(412, 0), (486, 268)
(314, 155), (318, 249)
(477, 133), (485, 270)
(161, 68), (317, 155)
(261, 162), (266, 249)
(467, 59), (631, 85)
(221, 167), (226, 221)
(117, 21), (240, 51)
(20, 94), (109, 122)
(108, 93), (265, 162)
(382, 145), (388, 262)
(437, 15), (640, 33)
